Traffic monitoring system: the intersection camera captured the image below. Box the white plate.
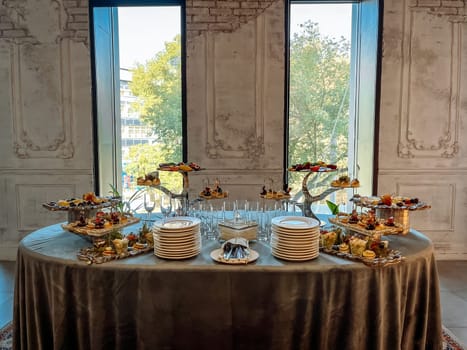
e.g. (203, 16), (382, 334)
(154, 246), (201, 256)
(154, 229), (200, 239)
(210, 248), (259, 265)
(153, 217), (201, 231)
(271, 244), (319, 255)
(271, 216), (320, 230)
(271, 230), (319, 240)
(154, 249), (200, 259)
(270, 236), (317, 247)
(271, 249), (319, 261)
(271, 242), (319, 253)
(271, 225), (320, 235)
(154, 237), (201, 247)
(154, 232), (200, 242)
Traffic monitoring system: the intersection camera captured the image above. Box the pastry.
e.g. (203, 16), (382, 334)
(321, 231), (337, 249)
(339, 242), (350, 253)
(349, 237), (367, 256)
(362, 250), (376, 259)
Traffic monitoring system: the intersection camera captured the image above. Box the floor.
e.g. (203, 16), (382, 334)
(1, 260), (467, 345)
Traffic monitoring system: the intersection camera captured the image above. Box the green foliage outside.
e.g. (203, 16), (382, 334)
(123, 35), (183, 193)
(288, 21), (351, 196)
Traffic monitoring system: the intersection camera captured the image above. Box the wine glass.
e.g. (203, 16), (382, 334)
(144, 191), (156, 220)
(160, 195), (172, 222)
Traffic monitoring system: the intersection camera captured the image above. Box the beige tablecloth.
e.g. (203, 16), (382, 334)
(13, 222), (442, 349)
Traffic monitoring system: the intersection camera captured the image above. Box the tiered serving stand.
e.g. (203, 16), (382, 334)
(289, 167), (341, 220)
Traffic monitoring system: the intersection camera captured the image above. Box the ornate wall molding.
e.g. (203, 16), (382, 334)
(10, 39), (74, 159)
(205, 15), (266, 160)
(397, 5), (462, 159)
(15, 183), (74, 231)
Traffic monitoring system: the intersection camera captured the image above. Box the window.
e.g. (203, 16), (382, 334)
(90, 1), (185, 200)
(286, 0), (380, 211)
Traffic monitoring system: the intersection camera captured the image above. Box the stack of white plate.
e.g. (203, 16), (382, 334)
(270, 216), (320, 261)
(152, 217), (201, 260)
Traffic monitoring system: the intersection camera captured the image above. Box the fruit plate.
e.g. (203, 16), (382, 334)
(319, 246), (405, 268)
(42, 196), (120, 211)
(328, 217), (403, 236)
(62, 216), (140, 238)
(288, 167), (337, 173)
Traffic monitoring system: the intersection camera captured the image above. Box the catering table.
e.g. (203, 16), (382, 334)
(13, 222), (442, 350)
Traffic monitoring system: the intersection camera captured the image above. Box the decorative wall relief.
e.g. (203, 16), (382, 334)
(205, 16), (266, 160)
(397, 7), (462, 158)
(396, 181), (455, 232)
(16, 183), (73, 230)
(8, 1), (75, 159)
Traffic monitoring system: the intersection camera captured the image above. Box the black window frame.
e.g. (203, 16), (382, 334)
(89, 0), (187, 194)
(284, 0), (383, 195)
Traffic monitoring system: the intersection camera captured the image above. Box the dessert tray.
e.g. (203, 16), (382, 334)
(319, 246), (405, 268)
(62, 216), (140, 238)
(76, 224), (154, 265)
(78, 243), (152, 265)
(330, 175), (360, 188)
(319, 228), (406, 267)
(351, 195), (430, 211)
(328, 216), (403, 236)
(288, 161), (337, 172)
(158, 162), (203, 172)
(42, 193), (120, 211)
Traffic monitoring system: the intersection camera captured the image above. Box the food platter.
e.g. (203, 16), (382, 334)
(351, 195), (430, 211)
(62, 216), (140, 238)
(42, 196), (120, 211)
(328, 216), (403, 236)
(319, 246), (405, 267)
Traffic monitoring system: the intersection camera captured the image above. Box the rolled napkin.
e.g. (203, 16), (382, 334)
(220, 237), (250, 263)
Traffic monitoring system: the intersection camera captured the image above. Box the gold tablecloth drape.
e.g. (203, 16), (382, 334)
(14, 223), (442, 349)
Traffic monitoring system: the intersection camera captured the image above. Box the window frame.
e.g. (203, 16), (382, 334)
(89, 0), (187, 194)
(284, 0), (383, 195)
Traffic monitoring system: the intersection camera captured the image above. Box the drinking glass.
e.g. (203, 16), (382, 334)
(144, 191), (156, 220)
(160, 195), (172, 222)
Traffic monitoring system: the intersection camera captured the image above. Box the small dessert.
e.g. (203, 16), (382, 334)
(126, 233), (137, 247)
(339, 242), (350, 253)
(200, 187), (212, 199)
(102, 246), (115, 256)
(349, 237), (367, 256)
(350, 178), (360, 187)
(57, 199), (70, 207)
(348, 209), (359, 224)
(362, 250), (376, 260)
(77, 214), (87, 227)
(112, 238), (128, 255)
(137, 171), (161, 186)
(133, 242), (147, 250)
(380, 194), (392, 206)
(385, 216), (395, 227)
(321, 230), (337, 249)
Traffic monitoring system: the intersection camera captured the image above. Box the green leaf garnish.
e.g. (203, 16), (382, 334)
(326, 200), (340, 215)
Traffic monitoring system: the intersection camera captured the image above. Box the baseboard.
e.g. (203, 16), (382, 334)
(0, 243), (18, 261)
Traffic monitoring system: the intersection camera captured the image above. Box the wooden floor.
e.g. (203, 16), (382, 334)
(1, 260), (467, 346)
